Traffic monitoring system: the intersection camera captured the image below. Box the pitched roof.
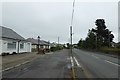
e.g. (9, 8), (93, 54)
(1, 26), (25, 40)
(27, 38), (49, 45)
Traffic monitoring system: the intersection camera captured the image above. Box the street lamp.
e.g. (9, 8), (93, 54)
(37, 36), (40, 54)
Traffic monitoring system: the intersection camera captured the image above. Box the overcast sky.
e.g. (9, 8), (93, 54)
(1, 0), (119, 44)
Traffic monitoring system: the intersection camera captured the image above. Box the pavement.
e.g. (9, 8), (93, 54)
(2, 49), (119, 79)
(2, 52), (43, 70)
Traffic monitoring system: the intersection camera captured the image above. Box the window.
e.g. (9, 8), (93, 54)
(7, 42), (16, 49)
(20, 43), (24, 49)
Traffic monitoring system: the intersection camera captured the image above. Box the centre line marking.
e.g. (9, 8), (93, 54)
(105, 60), (119, 66)
(73, 57), (82, 68)
(70, 56), (74, 67)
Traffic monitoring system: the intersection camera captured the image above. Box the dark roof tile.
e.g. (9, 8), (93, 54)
(1, 26), (25, 40)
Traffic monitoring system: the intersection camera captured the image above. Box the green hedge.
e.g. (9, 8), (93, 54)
(50, 46), (62, 52)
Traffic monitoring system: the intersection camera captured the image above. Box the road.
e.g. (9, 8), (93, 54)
(73, 49), (119, 78)
(2, 49), (78, 78)
(2, 49), (119, 79)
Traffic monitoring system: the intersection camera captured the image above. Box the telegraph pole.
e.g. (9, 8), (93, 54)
(70, 0), (75, 79)
(70, 26), (72, 55)
(70, 0), (75, 55)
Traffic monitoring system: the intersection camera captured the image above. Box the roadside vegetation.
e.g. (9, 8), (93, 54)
(99, 47), (120, 54)
(50, 46), (63, 52)
(77, 19), (120, 55)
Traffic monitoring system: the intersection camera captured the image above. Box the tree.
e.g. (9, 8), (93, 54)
(77, 30), (96, 49)
(92, 19), (114, 48)
(77, 19), (114, 49)
(86, 29), (96, 49)
(77, 38), (83, 48)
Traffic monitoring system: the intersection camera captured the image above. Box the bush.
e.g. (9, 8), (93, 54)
(32, 48), (37, 52)
(50, 46), (62, 52)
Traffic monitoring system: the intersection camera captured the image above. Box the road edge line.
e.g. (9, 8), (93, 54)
(104, 60), (120, 66)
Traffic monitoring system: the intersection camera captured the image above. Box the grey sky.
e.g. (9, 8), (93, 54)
(1, 1), (119, 43)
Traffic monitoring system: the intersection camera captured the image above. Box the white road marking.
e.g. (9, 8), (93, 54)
(105, 60), (119, 66)
(2, 66), (14, 72)
(2, 61), (31, 72)
(15, 64), (21, 67)
(70, 56), (74, 67)
(73, 57), (82, 68)
(92, 55), (99, 59)
(21, 61), (30, 65)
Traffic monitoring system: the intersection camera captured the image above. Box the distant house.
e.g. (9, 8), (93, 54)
(50, 42), (58, 47)
(27, 38), (50, 51)
(0, 26), (31, 55)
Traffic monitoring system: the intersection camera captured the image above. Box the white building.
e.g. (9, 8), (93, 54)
(0, 26), (31, 55)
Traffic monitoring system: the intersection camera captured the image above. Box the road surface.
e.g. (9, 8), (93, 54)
(2, 49), (119, 79)
(73, 49), (119, 78)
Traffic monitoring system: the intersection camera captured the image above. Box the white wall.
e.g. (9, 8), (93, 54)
(26, 42), (31, 52)
(32, 45), (37, 49)
(2, 39), (17, 54)
(1, 38), (31, 54)
(19, 42), (31, 53)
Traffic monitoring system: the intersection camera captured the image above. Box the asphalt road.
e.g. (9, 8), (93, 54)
(2, 49), (119, 79)
(2, 49), (80, 78)
(73, 49), (119, 78)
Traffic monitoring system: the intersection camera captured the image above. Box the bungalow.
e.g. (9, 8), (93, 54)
(0, 26), (31, 55)
(27, 38), (50, 51)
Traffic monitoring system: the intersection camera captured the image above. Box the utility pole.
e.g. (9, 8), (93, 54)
(70, 0), (75, 55)
(70, 26), (72, 55)
(70, 0), (75, 79)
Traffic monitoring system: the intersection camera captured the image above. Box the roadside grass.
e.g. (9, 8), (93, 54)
(99, 47), (120, 55)
(78, 47), (119, 56)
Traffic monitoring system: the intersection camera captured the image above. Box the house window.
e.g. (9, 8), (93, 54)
(20, 43), (24, 49)
(7, 42), (16, 49)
